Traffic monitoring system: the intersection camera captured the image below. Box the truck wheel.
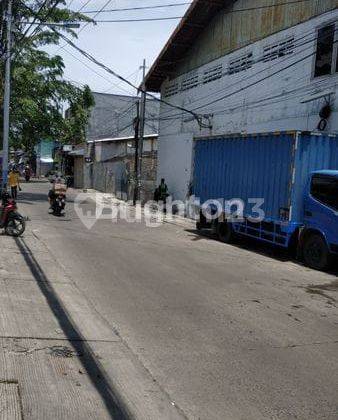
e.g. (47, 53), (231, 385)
(302, 233), (331, 271)
(217, 222), (233, 243)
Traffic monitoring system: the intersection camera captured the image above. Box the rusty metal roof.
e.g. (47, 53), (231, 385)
(144, 0), (227, 92)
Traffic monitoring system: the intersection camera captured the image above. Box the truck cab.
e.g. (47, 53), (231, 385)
(301, 170), (338, 270)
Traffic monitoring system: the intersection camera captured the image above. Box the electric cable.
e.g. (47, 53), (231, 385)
(157, 26), (321, 120)
(83, 2), (191, 14)
(83, 0), (313, 16)
(19, 0), (336, 129)
(59, 45), (137, 97)
(54, 0), (94, 53)
(53, 26), (334, 128)
(156, 27), (335, 121)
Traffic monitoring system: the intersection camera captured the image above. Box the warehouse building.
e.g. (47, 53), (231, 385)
(145, 0), (338, 201)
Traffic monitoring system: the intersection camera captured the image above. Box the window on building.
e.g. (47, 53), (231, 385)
(263, 37), (295, 62)
(314, 24), (336, 77)
(203, 64), (223, 84)
(181, 72), (199, 91)
(228, 53), (253, 75)
(311, 175), (338, 211)
(164, 82), (179, 98)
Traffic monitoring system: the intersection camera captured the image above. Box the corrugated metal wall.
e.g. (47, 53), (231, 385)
(193, 133), (295, 220)
(193, 132), (338, 222)
(175, 0), (337, 76)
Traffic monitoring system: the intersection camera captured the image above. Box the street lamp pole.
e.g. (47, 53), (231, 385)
(2, 0), (13, 190)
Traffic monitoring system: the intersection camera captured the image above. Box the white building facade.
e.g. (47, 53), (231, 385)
(145, 0), (338, 201)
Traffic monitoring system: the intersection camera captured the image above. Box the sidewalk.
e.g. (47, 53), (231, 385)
(0, 229), (183, 419)
(79, 189), (197, 229)
(0, 231), (122, 419)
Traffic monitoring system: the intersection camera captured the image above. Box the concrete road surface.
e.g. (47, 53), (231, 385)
(12, 181), (338, 419)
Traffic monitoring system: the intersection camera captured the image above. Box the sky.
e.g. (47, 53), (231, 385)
(47, 0), (191, 96)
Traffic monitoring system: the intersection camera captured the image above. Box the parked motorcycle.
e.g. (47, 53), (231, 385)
(0, 192), (26, 236)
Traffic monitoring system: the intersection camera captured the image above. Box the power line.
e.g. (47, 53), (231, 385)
(183, 36), (337, 120)
(19, 0), (326, 129)
(213, 77), (336, 117)
(115, 101), (139, 119)
(55, 0), (93, 52)
(80, 16), (184, 23)
(228, 0), (313, 13)
(83, 2), (191, 14)
(83, 0), (312, 15)
(21, 0), (51, 38)
(157, 27), (322, 120)
(52, 29), (205, 124)
(88, 0), (315, 22)
(54, 24), (327, 129)
(156, 78), (327, 130)
(0, 0), (63, 60)
(77, 0), (112, 35)
(103, 68), (141, 93)
(59, 45), (137, 96)
(159, 47), (320, 120)
(159, 48), (317, 120)
(66, 0), (76, 7)
(3, 0), (50, 56)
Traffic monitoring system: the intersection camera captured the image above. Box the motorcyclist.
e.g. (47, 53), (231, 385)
(24, 165), (31, 182)
(48, 173), (67, 210)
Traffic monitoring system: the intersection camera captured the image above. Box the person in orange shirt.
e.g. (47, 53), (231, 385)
(8, 167), (21, 199)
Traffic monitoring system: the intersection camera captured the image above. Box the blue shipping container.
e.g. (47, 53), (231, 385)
(193, 131), (338, 224)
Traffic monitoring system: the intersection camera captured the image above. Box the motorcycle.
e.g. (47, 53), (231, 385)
(0, 192), (26, 236)
(50, 193), (66, 216)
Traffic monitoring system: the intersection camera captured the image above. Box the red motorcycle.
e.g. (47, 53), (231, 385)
(0, 192), (26, 237)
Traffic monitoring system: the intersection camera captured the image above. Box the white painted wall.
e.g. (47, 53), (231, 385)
(157, 132), (193, 201)
(95, 142), (127, 162)
(156, 10), (338, 200)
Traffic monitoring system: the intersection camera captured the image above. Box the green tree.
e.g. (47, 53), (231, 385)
(0, 0), (95, 152)
(63, 85), (95, 145)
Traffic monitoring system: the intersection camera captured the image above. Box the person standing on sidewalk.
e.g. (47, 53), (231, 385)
(158, 178), (169, 202)
(8, 167), (21, 199)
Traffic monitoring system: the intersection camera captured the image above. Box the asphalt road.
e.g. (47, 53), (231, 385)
(17, 180), (338, 420)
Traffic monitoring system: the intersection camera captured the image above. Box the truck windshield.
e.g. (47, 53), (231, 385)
(311, 175), (338, 211)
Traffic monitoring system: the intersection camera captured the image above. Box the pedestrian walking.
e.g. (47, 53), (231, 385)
(8, 167), (21, 199)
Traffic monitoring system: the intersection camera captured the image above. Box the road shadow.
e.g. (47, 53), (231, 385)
(15, 238), (127, 420)
(18, 190), (75, 205)
(17, 190), (48, 203)
(186, 228), (338, 275)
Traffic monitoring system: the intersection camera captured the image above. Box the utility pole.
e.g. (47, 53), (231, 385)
(133, 100), (140, 206)
(2, 0), (12, 190)
(136, 59), (147, 202)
